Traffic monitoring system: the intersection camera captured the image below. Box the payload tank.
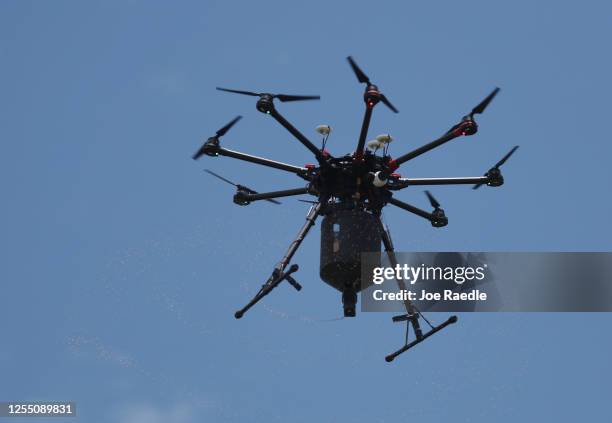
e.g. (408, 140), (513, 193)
(320, 209), (381, 316)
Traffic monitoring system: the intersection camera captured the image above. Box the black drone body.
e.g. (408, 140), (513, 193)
(193, 57), (518, 361)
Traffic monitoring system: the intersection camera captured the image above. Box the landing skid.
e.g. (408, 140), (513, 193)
(385, 314), (458, 362)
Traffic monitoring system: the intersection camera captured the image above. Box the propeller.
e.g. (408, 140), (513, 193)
(346, 56), (398, 113)
(216, 87), (320, 102)
(215, 115), (242, 137)
(470, 87), (500, 119)
(446, 87), (500, 135)
(193, 116), (242, 160)
(473, 145), (519, 189)
(425, 190), (441, 210)
(347, 56), (371, 84)
(425, 190), (448, 227)
(204, 169), (281, 204)
(379, 95), (398, 114)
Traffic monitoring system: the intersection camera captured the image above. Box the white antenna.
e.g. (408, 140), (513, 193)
(367, 140), (384, 151)
(315, 125), (332, 136)
(376, 133), (393, 143)
(375, 133), (393, 155)
(315, 125), (332, 150)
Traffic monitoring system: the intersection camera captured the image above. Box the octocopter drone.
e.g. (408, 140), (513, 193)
(193, 57), (518, 361)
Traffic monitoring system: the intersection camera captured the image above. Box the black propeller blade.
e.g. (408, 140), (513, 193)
(380, 94), (399, 114)
(204, 169), (281, 204)
(215, 87), (259, 97)
(275, 94), (321, 102)
(215, 115), (242, 137)
(446, 87), (500, 135)
(470, 87), (500, 118)
(347, 56), (370, 84)
(193, 116), (242, 160)
(216, 87), (320, 102)
(473, 145), (519, 190)
(424, 190), (448, 227)
(204, 169), (238, 187)
(346, 56), (398, 113)
(425, 190), (441, 209)
(493, 145), (519, 168)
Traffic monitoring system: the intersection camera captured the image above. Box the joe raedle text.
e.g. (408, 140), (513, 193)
(372, 289), (487, 302)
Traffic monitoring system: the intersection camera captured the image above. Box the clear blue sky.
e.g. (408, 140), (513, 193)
(1, 1), (611, 422)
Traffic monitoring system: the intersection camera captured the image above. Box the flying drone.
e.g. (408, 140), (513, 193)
(193, 56), (518, 361)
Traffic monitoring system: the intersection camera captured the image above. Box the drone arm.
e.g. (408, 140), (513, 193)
(239, 187), (312, 203)
(269, 108), (327, 163)
(389, 124), (471, 169)
(387, 197), (436, 222)
(234, 202), (322, 319)
(216, 147), (308, 175)
(389, 176), (489, 190)
(354, 104), (374, 159)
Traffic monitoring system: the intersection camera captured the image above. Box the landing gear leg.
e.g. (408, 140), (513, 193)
(377, 218), (458, 362)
